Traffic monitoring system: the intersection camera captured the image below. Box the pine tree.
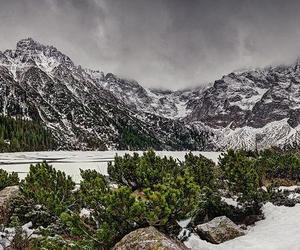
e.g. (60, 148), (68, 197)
(0, 115), (55, 152)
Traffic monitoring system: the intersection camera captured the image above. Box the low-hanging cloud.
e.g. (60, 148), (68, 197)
(1, 0), (300, 89)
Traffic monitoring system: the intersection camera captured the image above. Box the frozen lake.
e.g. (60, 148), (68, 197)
(0, 151), (222, 183)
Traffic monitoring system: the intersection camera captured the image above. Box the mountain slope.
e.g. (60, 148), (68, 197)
(186, 63), (300, 150)
(89, 52), (300, 150)
(0, 38), (209, 150)
(88, 70), (205, 119)
(3, 38), (300, 151)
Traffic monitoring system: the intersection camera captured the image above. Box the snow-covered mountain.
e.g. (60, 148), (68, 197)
(2, 38), (300, 150)
(0, 38), (208, 150)
(88, 50), (300, 150)
(186, 63), (300, 150)
(88, 70), (206, 119)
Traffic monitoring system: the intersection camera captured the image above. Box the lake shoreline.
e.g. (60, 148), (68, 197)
(0, 151), (222, 182)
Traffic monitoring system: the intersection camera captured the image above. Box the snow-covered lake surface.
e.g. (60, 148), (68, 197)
(0, 151), (222, 183)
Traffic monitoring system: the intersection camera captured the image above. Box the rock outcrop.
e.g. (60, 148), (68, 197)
(113, 226), (188, 250)
(195, 216), (245, 244)
(0, 186), (20, 224)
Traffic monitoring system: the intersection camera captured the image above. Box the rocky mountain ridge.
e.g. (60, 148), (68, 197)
(188, 63), (300, 150)
(0, 38), (208, 150)
(2, 38), (300, 150)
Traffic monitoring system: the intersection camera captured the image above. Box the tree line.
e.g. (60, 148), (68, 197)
(0, 115), (55, 152)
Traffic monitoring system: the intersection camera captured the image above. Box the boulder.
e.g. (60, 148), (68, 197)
(113, 226), (188, 250)
(0, 186), (20, 224)
(195, 216), (245, 244)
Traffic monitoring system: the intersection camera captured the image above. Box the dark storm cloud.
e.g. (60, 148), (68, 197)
(1, 0), (300, 89)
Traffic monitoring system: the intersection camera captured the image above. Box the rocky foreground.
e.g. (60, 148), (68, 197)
(1, 149), (300, 249)
(1, 185), (300, 250)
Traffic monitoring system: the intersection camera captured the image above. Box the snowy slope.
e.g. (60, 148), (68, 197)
(88, 70), (202, 119)
(186, 63), (300, 150)
(185, 202), (300, 250)
(196, 119), (300, 150)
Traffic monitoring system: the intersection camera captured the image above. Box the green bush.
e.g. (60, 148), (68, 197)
(62, 185), (146, 248)
(192, 187), (230, 225)
(77, 170), (199, 247)
(144, 171), (201, 225)
(9, 197), (56, 228)
(79, 169), (110, 208)
(61, 153), (203, 248)
(258, 148), (300, 182)
(219, 150), (266, 205)
(10, 150), (277, 249)
(0, 169), (19, 190)
(31, 235), (78, 250)
(184, 152), (216, 189)
(108, 150), (182, 190)
(20, 162), (76, 216)
(96, 187), (146, 246)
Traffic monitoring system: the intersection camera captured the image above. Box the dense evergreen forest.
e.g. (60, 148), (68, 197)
(0, 115), (55, 152)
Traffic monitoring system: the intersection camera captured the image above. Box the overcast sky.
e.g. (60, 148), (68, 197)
(1, 0), (300, 89)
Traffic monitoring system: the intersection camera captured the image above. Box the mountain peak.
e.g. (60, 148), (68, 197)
(3, 38), (75, 72)
(17, 37), (38, 44)
(16, 37), (42, 51)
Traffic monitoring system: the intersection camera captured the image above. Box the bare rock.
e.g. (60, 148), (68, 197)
(0, 186), (20, 224)
(113, 226), (188, 250)
(195, 216), (245, 244)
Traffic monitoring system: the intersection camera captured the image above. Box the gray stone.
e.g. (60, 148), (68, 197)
(0, 186), (20, 224)
(195, 216), (245, 244)
(113, 226), (188, 250)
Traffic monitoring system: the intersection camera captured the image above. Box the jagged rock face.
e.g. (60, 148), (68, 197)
(89, 71), (202, 119)
(2, 38), (74, 73)
(188, 66), (300, 128)
(0, 38), (209, 150)
(185, 64), (300, 150)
